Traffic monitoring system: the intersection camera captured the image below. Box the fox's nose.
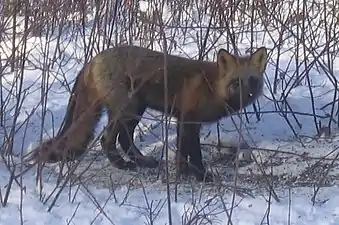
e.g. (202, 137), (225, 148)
(249, 76), (258, 88)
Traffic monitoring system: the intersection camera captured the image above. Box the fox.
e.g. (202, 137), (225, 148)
(28, 45), (268, 182)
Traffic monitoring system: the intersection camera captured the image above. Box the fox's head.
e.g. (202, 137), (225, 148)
(215, 47), (268, 110)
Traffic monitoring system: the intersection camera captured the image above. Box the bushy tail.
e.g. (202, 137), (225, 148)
(28, 67), (103, 163)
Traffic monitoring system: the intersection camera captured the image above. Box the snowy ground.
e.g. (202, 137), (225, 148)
(1, 1), (339, 224)
(1, 160), (339, 225)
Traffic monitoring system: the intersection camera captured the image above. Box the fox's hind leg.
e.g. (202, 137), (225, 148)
(108, 101), (159, 168)
(98, 78), (140, 170)
(101, 102), (159, 169)
(118, 112), (159, 168)
(101, 109), (137, 169)
(99, 79), (158, 169)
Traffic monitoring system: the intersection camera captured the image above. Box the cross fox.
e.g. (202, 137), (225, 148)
(29, 45), (268, 182)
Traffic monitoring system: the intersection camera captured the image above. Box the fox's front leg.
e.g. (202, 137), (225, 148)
(176, 120), (213, 182)
(175, 120), (189, 177)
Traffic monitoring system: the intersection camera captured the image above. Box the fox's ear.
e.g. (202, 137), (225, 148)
(217, 49), (237, 76)
(249, 47), (268, 73)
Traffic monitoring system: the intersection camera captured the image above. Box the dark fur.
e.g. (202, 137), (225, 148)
(30, 45), (268, 182)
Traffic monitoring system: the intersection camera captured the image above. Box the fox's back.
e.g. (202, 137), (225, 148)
(90, 45), (212, 77)
(87, 45), (215, 96)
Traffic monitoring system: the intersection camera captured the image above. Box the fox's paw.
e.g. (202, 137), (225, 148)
(112, 159), (137, 170)
(189, 164), (214, 183)
(133, 155), (159, 168)
(119, 161), (138, 170)
(177, 164), (214, 183)
(105, 151), (137, 170)
(193, 170), (214, 183)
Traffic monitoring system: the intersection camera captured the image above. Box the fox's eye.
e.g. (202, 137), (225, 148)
(234, 79), (240, 88)
(249, 76), (258, 88)
(228, 79), (241, 95)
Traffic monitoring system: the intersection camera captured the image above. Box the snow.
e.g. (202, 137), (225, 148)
(1, 162), (339, 225)
(1, 1), (339, 224)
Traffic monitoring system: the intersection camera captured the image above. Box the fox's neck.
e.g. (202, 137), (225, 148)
(195, 61), (226, 98)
